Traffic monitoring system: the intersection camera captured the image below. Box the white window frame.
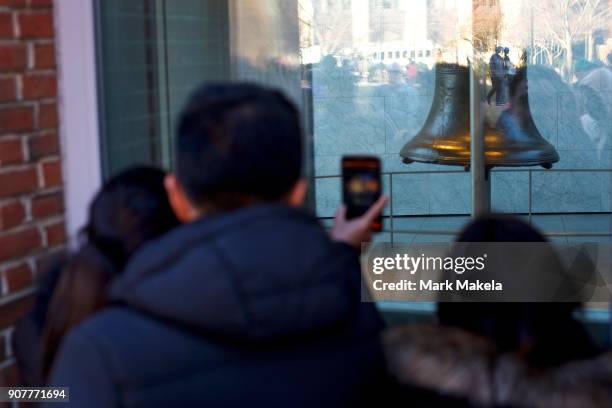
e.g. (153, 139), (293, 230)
(54, 0), (102, 245)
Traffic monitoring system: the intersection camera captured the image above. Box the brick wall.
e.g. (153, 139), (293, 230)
(0, 0), (63, 386)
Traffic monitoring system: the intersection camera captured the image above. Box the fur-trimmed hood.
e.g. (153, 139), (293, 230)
(383, 324), (612, 407)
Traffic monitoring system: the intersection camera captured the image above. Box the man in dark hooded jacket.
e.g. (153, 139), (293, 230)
(48, 83), (389, 407)
(487, 46), (506, 105)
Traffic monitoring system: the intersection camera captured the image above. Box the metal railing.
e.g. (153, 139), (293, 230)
(315, 167), (612, 242)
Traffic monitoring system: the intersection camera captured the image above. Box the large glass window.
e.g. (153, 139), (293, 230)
(302, 0), (610, 243)
(96, 0), (611, 313)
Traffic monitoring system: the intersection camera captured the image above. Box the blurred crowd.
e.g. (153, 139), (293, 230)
(310, 51), (612, 159)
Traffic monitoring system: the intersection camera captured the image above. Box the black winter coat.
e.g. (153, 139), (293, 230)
(48, 204), (388, 407)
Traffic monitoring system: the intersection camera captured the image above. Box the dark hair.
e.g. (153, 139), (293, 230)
(454, 214), (546, 243)
(41, 166), (179, 377)
(175, 83), (303, 211)
(438, 216), (598, 366)
(574, 84), (608, 123)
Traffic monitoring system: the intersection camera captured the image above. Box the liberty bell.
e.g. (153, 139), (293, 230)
(400, 63), (559, 169)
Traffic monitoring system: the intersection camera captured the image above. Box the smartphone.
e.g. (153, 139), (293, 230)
(341, 155), (382, 232)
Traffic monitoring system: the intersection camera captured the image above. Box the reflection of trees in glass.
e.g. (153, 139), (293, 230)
(532, 0), (610, 79)
(369, 1), (404, 43)
(427, 0), (472, 63)
(472, 0), (503, 52)
(428, 2), (459, 48)
(308, 0), (354, 55)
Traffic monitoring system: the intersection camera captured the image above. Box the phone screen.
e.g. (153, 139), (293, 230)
(342, 156), (382, 231)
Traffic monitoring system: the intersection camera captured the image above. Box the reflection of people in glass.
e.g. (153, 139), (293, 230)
(312, 54), (356, 97)
(496, 67), (531, 136)
(502, 47), (514, 102)
(574, 55), (612, 158)
(578, 56), (612, 111)
(406, 60), (418, 83)
(499, 65), (594, 156)
(387, 63), (404, 85)
(378, 63), (412, 95)
(574, 58), (595, 82)
(486, 46), (505, 106)
(574, 84), (609, 158)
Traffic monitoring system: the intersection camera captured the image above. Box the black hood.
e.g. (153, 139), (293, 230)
(110, 204), (360, 342)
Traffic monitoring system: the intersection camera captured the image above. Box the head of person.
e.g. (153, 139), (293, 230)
(438, 216), (589, 366)
(320, 54), (338, 71)
(503, 47), (509, 55)
(574, 58), (594, 80)
(495, 46), (503, 55)
(42, 166), (180, 376)
(165, 83), (306, 222)
(387, 63), (403, 84)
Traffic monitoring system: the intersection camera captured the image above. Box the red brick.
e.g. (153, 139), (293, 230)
(0, 76), (16, 102)
(0, 227), (40, 262)
(0, 106), (34, 133)
(0, 138), (22, 165)
(31, 191), (62, 218)
(4, 262), (32, 292)
(22, 72), (56, 100)
(0, 43), (27, 72)
(0, 0), (27, 7)
(0, 295), (33, 328)
(0, 361), (22, 387)
(27, 131), (58, 160)
(17, 12), (53, 38)
(33, 42), (54, 69)
(0, 200), (24, 230)
(0, 12), (13, 39)
(0, 167), (37, 198)
(44, 220), (64, 246)
(38, 102), (57, 129)
(29, 0), (52, 8)
(41, 159), (60, 187)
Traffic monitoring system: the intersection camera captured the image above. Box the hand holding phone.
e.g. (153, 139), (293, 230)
(330, 156), (386, 248)
(341, 156), (383, 231)
(331, 196), (387, 248)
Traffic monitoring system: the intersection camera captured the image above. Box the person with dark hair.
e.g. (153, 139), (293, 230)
(574, 83), (609, 156)
(12, 166), (179, 385)
(437, 216), (600, 364)
(574, 58), (596, 81)
(486, 46), (506, 105)
(384, 216), (611, 407)
(497, 64), (591, 155)
(579, 54), (612, 140)
(47, 83), (388, 407)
